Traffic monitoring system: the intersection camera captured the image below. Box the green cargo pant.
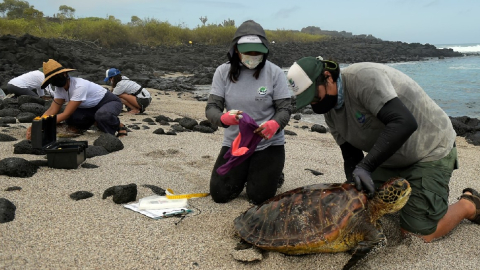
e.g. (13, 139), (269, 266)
(372, 146), (458, 235)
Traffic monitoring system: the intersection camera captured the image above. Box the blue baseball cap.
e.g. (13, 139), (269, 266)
(104, 68), (121, 82)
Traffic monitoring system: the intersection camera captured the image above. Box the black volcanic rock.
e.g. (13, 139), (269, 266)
(0, 198), (16, 223)
(17, 95), (45, 106)
(0, 34), (462, 92)
(178, 117), (198, 130)
(93, 133), (124, 153)
(13, 140), (45, 155)
(102, 183), (137, 204)
(70, 191), (94, 200)
(19, 103), (46, 116)
(85, 145), (110, 158)
(311, 124), (328, 133)
(0, 157), (38, 178)
(16, 112), (36, 123)
(0, 117), (16, 125)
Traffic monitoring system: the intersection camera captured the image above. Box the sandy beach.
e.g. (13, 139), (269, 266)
(1, 88), (480, 269)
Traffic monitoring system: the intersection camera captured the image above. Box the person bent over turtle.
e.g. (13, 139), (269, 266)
(26, 59), (127, 139)
(286, 56), (480, 242)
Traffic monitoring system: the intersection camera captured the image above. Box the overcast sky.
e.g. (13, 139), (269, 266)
(26, 0), (479, 45)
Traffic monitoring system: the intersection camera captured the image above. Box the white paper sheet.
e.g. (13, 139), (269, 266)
(124, 202), (192, 219)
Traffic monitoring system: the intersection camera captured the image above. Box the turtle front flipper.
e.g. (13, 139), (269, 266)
(342, 225), (386, 270)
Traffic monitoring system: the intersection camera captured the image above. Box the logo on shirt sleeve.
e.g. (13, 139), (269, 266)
(355, 111), (366, 124)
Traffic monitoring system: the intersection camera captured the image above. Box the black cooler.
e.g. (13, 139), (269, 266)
(31, 115), (88, 169)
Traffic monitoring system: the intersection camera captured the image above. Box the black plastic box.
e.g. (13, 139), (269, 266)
(31, 115), (88, 169)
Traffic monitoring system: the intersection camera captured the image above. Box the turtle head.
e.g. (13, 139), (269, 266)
(370, 177), (411, 219)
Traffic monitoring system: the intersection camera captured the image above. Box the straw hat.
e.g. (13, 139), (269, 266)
(41, 59), (76, 89)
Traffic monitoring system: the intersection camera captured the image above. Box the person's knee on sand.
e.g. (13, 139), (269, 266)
(209, 176), (244, 203)
(94, 111), (120, 135)
(402, 190), (478, 243)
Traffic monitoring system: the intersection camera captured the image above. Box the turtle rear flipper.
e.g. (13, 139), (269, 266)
(343, 227), (386, 270)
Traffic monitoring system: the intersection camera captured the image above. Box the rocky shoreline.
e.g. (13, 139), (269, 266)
(1, 34), (479, 145)
(0, 34), (462, 91)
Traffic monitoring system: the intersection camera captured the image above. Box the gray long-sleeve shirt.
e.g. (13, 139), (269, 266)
(205, 61), (292, 150)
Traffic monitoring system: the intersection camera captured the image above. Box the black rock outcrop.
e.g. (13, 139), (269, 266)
(0, 34), (462, 91)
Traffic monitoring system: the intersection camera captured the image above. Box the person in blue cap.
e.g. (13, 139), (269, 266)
(286, 56), (480, 243)
(205, 20), (292, 205)
(104, 68), (152, 114)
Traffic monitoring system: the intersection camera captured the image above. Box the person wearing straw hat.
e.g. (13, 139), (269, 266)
(104, 68), (152, 114)
(286, 56), (480, 243)
(26, 59), (127, 139)
(5, 69), (53, 99)
(205, 20), (292, 205)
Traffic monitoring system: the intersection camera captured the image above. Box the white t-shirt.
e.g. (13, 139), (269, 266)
(8, 70), (50, 96)
(112, 76), (151, 98)
(53, 77), (107, 108)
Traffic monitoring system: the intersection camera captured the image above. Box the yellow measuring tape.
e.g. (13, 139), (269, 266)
(166, 188), (210, 200)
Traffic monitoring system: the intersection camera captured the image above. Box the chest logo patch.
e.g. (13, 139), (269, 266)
(355, 111), (366, 124)
(258, 86), (267, 96)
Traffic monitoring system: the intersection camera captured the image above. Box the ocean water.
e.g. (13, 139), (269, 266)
(436, 43), (480, 54)
(388, 55), (480, 119)
(195, 43), (480, 124)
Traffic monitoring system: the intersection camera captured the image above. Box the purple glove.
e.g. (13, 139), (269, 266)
(352, 166), (375, 198)
(220, 110), (243, 126)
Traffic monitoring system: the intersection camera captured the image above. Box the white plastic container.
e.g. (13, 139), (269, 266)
(138, 195), (188, 210)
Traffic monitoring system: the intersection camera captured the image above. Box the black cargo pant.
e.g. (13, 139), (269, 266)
(209, 145), (285, 205)
(66, 91), (122, 135)
(6, 84), (38, 97)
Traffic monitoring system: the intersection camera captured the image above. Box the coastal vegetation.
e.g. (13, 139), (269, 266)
(0, 0), (327, 47)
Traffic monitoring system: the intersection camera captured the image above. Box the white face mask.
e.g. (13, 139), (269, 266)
(240, 53), (263, 69)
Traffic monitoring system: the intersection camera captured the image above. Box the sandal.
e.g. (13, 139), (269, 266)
(116, 126), (128, 137)
(459, 188), (480, 224)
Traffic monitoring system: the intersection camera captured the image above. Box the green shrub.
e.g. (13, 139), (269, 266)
(267, 29), (327, 43)
(0, 18), (30, 35)
(191, 24), (236, 45)
(61, 18), (133, 47)
(0, 17), (328, 47)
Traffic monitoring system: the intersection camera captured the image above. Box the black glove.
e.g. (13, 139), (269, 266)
(352, 166), (375, 199)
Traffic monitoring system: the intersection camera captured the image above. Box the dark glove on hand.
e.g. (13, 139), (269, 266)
(352, 166), (376, 199)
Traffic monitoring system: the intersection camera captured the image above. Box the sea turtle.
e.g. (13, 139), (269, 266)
(234, 177), (411, 270)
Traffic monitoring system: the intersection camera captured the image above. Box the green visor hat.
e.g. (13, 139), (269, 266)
(237, 35), (268, 54)
(286, 57), (324, 110)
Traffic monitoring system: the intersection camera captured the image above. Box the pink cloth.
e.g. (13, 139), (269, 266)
(216, 113), (263, 175)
